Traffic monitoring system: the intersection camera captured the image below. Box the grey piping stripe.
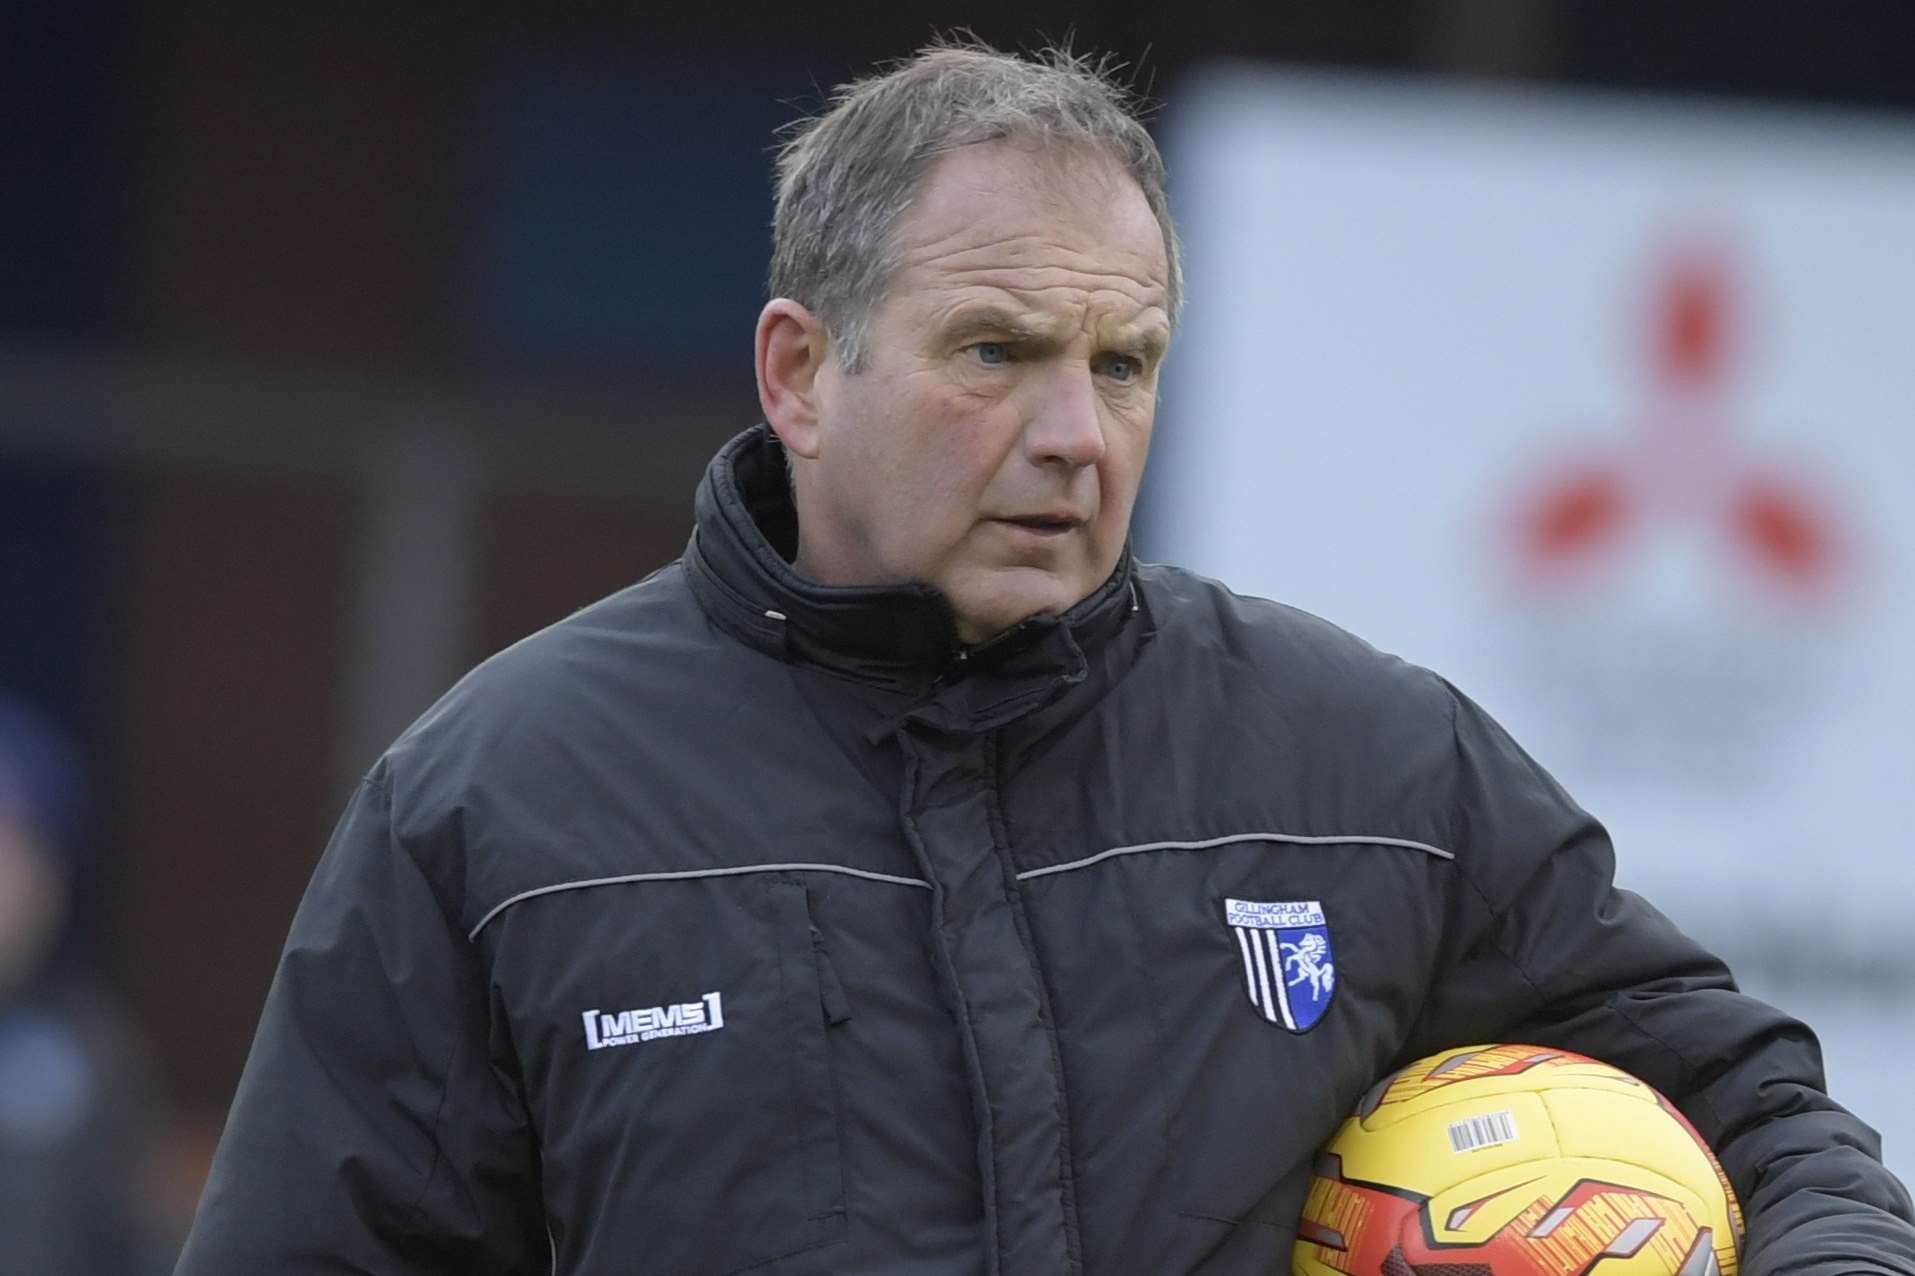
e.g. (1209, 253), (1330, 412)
(1014, 831), (1453, 882)
(468, 862), (933, 940)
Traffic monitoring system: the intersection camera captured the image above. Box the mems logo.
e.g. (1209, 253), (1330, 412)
(581, 992), (725, 1051)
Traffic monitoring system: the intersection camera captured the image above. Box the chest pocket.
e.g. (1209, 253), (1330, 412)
(502, 874), (848, 1275)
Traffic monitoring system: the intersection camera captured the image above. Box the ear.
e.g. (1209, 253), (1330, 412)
(755, 299), (831, 460)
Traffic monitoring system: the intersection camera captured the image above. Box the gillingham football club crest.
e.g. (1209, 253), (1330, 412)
(1225, 898), (1334, 1032)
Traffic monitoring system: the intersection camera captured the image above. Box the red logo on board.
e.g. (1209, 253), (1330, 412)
(1512, 239), (1842, 600)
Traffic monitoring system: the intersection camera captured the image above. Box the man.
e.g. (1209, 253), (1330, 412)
(177, 43), (1915, 1274)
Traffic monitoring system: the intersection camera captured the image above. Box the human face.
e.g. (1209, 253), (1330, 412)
(797, 142), (1171, 644)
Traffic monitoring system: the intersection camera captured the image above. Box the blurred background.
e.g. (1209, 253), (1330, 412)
(4, 1), (1910, 1266)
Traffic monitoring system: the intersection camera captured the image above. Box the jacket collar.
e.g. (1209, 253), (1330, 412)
(685, 425), (1141, 710)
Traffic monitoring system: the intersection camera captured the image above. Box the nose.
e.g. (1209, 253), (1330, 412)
(1022, 362), (1108, 469)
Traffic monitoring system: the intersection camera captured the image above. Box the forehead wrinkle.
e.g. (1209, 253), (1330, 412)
(902, 230), (1164, 286)
(933, 276), (1169, 337)
(888, 141), (1173, 320)
(889, 172), (1171, 343)
(938, 281), (1164, 326)
(919, 266), (1169, 317)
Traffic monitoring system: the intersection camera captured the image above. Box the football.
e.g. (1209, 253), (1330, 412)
(1293, 1043), (1745, 1275)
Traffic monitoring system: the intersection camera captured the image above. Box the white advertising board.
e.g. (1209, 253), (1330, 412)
(1148, 67), (1915, 1180)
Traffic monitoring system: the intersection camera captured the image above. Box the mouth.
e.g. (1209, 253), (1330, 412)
(992, 515), (1082, 538)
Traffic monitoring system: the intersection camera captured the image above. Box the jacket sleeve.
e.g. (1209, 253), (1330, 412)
(1402, 685), (1915, 1276)
(175, 773), (545, 1275)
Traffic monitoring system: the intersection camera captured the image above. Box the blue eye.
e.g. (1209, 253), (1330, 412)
(1097, 354), (1142, 383)
(971, 342), (1010, 366)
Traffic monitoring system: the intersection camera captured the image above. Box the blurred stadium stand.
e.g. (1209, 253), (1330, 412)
(3, 1), (1910, 1262)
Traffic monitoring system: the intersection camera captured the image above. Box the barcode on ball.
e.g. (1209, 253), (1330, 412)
(1447, 1110), (1519, 1153)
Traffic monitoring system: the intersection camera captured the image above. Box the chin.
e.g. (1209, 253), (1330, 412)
(950, 570), (1091, 643)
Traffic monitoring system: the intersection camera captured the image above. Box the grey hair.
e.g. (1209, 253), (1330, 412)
(769, 38), (1183, 373)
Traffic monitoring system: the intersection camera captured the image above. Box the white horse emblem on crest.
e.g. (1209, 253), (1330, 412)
(1283, 931), (1335, 1001)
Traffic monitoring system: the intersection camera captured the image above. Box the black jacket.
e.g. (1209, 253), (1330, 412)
(178, 425), (1915, 1274)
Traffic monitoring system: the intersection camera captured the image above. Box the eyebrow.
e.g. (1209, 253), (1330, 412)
(942, 307), (1059, 346)
(1113, 324), (1171, 365)
(942, 306), (1170, 363)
